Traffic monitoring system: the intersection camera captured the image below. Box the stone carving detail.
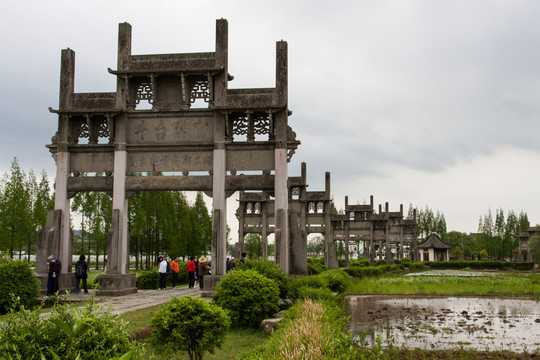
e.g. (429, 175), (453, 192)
(233, 114), (249, 136)
(253, 113), (270, 136)
(79, 120), (89, 141)
(291, 186), (300, 197)
(246, 202), (253, 214)
(287, 148), (296, 162)
(254, 202), (261, 214)
(307, 201), (324, 214)
(98, 119), (110, 140)
(190, 80), (210, 104)
(136, 82), (153, 105)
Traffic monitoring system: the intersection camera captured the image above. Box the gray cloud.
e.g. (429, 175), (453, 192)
(1, 0), (540, 231)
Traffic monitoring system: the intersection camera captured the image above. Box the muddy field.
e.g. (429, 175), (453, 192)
(345, 295), (540, 352)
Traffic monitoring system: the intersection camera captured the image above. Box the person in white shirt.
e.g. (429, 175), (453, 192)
(158, 255), (168, 290)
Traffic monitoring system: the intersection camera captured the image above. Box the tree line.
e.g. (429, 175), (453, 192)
(0, 159), (212, 269)
(409, 204), (531, 260)
(0, 158), (535, 265)
(0, 159), (53, 261)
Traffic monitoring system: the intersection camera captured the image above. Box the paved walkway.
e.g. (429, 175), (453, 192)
(41, 286), (202, 315)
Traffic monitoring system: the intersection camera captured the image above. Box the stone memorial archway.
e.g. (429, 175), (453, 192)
(38, 19), (299, 295)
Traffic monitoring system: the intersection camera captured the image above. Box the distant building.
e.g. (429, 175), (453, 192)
(417, 233), (453, 262)
(518, 226), (539, 262)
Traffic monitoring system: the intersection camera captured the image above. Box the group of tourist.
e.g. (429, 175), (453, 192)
(46, 254), (89, 296)
(158, 255), (212, 290)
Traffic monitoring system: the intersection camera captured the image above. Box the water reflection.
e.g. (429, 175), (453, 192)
(345, 295), (540, 352)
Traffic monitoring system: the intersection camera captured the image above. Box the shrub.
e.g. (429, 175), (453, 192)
(150, 296), (230, 360)
(422, 260), (535, 271)
(0, 259), (40, 314)
(409, 261), (425, 270)
(401, 257), (412, 265)
(136, 270), (159, 289)
(349, 258), (370, 267)
(237, 259), (288, 298)
(241, 299), (357, 359)
(317, 269), (352, 293)
(212, 269), (280, 328)
(374, 259), (389, 266)
(344, 264), (388, 278)
(307, 258), (327, 275)
(0, 300), (143, 359)
(288, 275), (328, 300)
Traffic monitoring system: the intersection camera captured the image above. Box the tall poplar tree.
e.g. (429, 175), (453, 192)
(0, 159), (33, 258)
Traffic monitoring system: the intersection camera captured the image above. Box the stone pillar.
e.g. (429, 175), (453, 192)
(55, 48), (75, 277)
(212, 141), (227, 276)
(111, 117), (129, 274)
(344, 218), (350, 267)
(237, 200), (245, 255)
(55, 151), (72, 274)
(324, 172), (338, 269)
(369, 222), (375, 265)
(289, 209), (307, 275)
(261, 200), (268, 259)
(275, 147), (289, 274)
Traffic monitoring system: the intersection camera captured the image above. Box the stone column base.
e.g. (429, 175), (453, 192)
(96, 273), (137, 296)
(37, 273), (76, 295)
(200, 275), (222, 298)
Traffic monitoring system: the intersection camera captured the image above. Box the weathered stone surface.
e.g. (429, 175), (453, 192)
(289, 209), (307, 276)
(96, 274), (137, 296)
(261, 317), (283, 334)
(200, 275), (222, 298)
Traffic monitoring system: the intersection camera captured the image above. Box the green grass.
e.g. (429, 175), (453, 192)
(119, 304), (162, 334)
(346, 272), (540, 299)
(119, 304), (270, 359)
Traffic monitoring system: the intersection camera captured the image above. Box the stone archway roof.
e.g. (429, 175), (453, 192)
(417, 233), (453, 249)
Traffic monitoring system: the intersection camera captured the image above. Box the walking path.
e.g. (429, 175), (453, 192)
(40, 286), (202, 315)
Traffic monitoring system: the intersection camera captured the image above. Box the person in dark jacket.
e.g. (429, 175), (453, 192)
(75, 255), (89, 294)
(46, 255), (58, 296)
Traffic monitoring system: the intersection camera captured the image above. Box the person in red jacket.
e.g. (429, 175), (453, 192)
(186, 256), (196, 288)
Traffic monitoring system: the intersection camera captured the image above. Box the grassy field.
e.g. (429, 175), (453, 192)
(345, 271), (540, 299)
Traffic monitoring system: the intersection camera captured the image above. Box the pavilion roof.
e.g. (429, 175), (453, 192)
(417, 233), (453, 249)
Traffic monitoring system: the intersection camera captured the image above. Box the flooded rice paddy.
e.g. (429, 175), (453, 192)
(345, 295), (540, 352)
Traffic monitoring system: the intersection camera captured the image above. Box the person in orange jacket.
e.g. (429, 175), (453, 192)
(170, 256), (180, 289)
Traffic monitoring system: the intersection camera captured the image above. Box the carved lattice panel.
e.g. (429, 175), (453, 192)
(253, 113), (270, 136)
(98, 119), (110, 139)
(233, 114), (249, 136)
(136, 82), (153, 104)
(79, 121), (89, 140)
(190, 80), (210, 103)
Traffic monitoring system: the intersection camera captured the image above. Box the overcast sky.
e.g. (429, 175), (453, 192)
(1, 0), (540, 236)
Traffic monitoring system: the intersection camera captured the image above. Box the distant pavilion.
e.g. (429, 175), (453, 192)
(417, 233), (453, 262)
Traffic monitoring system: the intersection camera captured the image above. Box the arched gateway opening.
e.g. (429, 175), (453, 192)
(36, 19), (299, 296)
